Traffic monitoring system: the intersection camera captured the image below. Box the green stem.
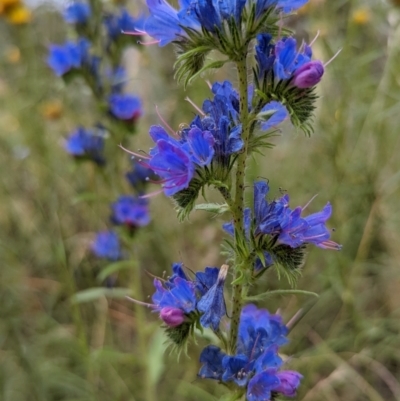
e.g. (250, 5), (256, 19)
(130, 247), (156, 401)
(229, 56), (251, 353)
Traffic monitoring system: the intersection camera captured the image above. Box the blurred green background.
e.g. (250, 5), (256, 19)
(1, 0), (400, 400)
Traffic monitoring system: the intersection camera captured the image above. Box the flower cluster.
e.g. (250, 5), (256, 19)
(199, 304), (302, 401)
(256, 34), (324, 89)
(47, 2), (143, 127)
(151, 263), (228, 334)
(62, 0), (342, 398)
(138, 0), (307, 48)
(64, 1), (91, 25)
(47, 38), (92, 77)
(92, 230), (121, 261)
(134, 81), (289, 203)
(65, 125), (105, 165)
(110, 195), (150, 229)
(223, 181), (341, 272)
(49, 2), (152, 264)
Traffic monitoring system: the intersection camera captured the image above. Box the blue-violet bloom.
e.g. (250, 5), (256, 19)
(65, 126), (105, 165)
(109, 94), (142, 121)
(110, 195), (150, 227)
(199, 304), (302, 400)
(47, 38), (90, 76)
(64, 1), (91, 25)
(92, 230), (121, 260)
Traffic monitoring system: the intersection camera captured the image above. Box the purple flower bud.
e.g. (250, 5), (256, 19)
(292, 60), (324, 88)
(273, 371), (303, 397)
(160, 307), (185, 327)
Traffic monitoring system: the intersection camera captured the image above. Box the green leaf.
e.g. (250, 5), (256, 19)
(185, 59), (228, 88)
(148, 329), (168, 388)
(97, 260), (136, 282)
(70, 287), (133, 304)
(245, 289), (319, 302)
(71, 192), (101, 205)
(195, 203), (230, 214)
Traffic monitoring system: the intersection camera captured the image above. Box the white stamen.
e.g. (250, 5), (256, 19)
(155, 105), (178, 137)
(309, 30), (320, 47)
(324, 48), (342, 67)
(185, 97), (205, 116)
(302, 194), (318, 211)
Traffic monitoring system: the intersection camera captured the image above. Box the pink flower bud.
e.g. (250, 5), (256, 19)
(160, 307), (185, 327)
(292, 60), (324, 88)
(274, 371), (303, 397)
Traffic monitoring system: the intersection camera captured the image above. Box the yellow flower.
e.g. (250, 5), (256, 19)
(7, 4), (31, 24)
(352, 7), (371, 25)
(40, 100), (64, 120)
(5, 46), (20, 64)
(0, 0), (21, 8)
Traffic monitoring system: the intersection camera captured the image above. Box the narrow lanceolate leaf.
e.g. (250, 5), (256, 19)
(70, 287), (133, 304)
(195, 203), (230, 214)
(97, 260), (136, 282)
(185, 59), (229, 88)
(244, 289), (319, 302)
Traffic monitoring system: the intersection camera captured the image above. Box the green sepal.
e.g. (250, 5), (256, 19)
(281, 86), (318, 135)
(195, 203), (230, 214)
(164, 322), (192, 351)
(174, 42), (212, 88)
(270, 244), (306, 270)
(269, 244), (306, 287)
(173, 178), (204, 221)
(183, 59), (229, 88)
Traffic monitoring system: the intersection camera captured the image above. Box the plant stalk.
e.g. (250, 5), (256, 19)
(229, 56), (250, 353)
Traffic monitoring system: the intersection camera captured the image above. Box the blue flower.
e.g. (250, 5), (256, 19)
(126, 162), (155, 189)
(255, 34), (324, 90)
(273, 37), (312, 80)
(65, 126), (105, 165)
(198, 345), (226, 379)
(198, 304), (301, 400)
(64, 2), (91, 25)
(186, 127), (215, 166)
(145, 120), (217, 196)
(277, 0), (308, 13)
(110, 195), (150, 227)
(254, 181), (341, 250)
(109, 94), (142, 121)
(258, 101), (289, 131)
(152, 277), (197, 314)
(143, 0), (184, 46)
(142, 0), (246, 46)
(149, 139), (195, 196)
(254, 0), (308, 18)
(92, 231), (121, 260)
(130, 81), (242, 197)
(255, 33), (275, 77)
(278, 202), (340, 249)
(47, 38), (90, 77)
(104, 8), (145, 40)
(197, 265), (228, 330)
(195, 266), (219, 295)
(150, 263), (226, 330)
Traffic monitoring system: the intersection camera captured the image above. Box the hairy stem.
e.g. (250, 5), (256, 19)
(229, 56), (250, 353)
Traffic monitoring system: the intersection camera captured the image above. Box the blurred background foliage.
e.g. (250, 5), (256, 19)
(1, 0), (400, 400)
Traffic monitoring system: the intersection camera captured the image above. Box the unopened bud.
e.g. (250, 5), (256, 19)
(160, 307), (185, 327)
(292, 60), (324, 88)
